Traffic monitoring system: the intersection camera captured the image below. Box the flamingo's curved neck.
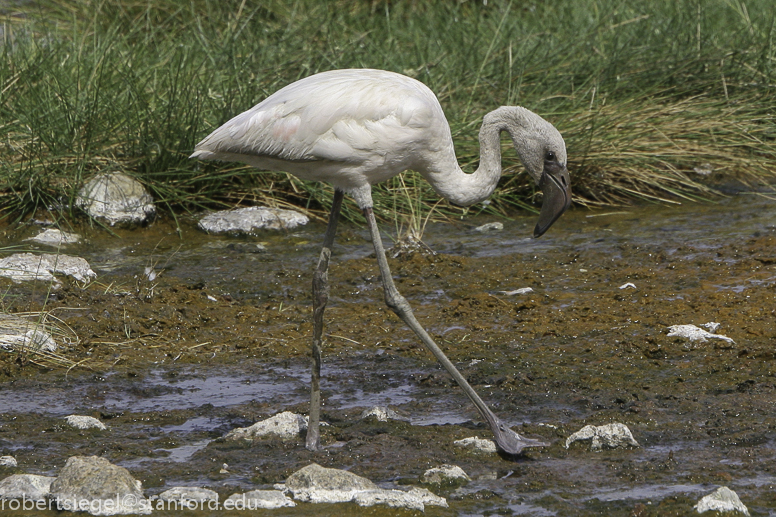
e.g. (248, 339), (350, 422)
(423, 107), (533, 207)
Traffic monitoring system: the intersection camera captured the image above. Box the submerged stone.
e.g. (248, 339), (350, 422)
(198, 207), (308, 234)
(65, 415), (107, 431)
(224, 411), (307, 441)
(0, 474), (56, 501)
(474, 222), (504, 232)
(76, 172), (156, 227)
(565, 423), (640, 451)
(0, 253), (96, 285)
(26, 229), (82, 246)
(694, 486), (749, 515)
(0, 456), (16, 467)
(224, 490), (295, 509)
(48, 456), (151, 515)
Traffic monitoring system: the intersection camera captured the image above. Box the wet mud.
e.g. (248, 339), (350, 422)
(0, 194), (775, 516)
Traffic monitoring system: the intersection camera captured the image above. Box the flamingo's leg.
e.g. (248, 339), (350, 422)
(362, 206), (547, 455)
(306, 188), (344, 451)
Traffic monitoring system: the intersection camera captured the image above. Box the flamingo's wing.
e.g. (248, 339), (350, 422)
(191, 69), (447, 172)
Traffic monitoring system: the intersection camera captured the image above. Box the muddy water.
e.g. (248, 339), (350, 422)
(1, 193), (775, 516)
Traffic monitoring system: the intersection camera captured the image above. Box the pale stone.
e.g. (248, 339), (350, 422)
(359, 406), (408, 422)
(158, 486), (218, 504)
(224, 490), (295, 509)
(421, 465), (470, 485)
(48, 456), (151, 515)
(0, 313), (57, 352)
(224, 411), (307, 441)
(565, 423), (640, 451)
(65, 415), (107, 431)
(453, 436), (498, 453)
(199, 207), (308, 234)
(499, 287), (533, 295)
(76, 172), (155, 227)
(0, 253), (96, 284)
(667, 324), (734, 344)
(474, 222), (504, 232)
(26, 229), (81, 246)
(281, 463), (446, 510)
(0, 474), (56, 501)
(694, 486), (749, 515)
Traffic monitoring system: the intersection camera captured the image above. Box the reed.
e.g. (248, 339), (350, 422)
(0, 0), (773, 225)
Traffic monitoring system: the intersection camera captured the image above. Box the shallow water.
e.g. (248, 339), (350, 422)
(1, 193), (775, 516)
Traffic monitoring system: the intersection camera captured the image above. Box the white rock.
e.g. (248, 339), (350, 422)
(26, 229), (81, 246)
(199, 207), (308, 234)
(0, 456), (17, 467)
(619, 282), (636, 289)
(353, 489), (425, 511)
(224, 411), (307, 441)
(0, 253), (96, 284)
(694, 486), (749, 515)
(499, 287), (533, 296)
(359, 406), (408, 422)
(667, 324), (734, 344)
(158, 486), (219, 504)
(474, 222), (504, 232)
(0, 474), (56, 501)
(282, 463), (445, 510)
(76, 172), (156, 227)
(0, 313), (57, 352)
(453, 436), (498, 453)
(65, 415), (107, 431)
(565, 423), (640, 451)
(421, 465), (470, 485)
(224, 490), (295, 509)
(702, 322), (721, 333)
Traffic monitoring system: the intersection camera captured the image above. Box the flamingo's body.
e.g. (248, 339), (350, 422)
(192, 69), (571, 454)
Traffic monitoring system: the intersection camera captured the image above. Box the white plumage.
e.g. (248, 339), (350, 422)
(190, 69), (571, 455)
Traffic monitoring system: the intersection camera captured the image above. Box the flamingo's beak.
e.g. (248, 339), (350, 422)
(533, 164), (571, 238)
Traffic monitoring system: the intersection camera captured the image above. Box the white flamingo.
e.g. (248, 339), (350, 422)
(191, 68), (571, 455)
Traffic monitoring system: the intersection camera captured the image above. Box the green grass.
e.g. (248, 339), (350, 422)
(0, 0), (774, 225)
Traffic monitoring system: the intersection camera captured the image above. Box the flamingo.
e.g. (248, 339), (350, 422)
(191, 68), (571, 455)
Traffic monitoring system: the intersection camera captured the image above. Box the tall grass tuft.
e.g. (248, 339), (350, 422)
(0, 0), (773, 224)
